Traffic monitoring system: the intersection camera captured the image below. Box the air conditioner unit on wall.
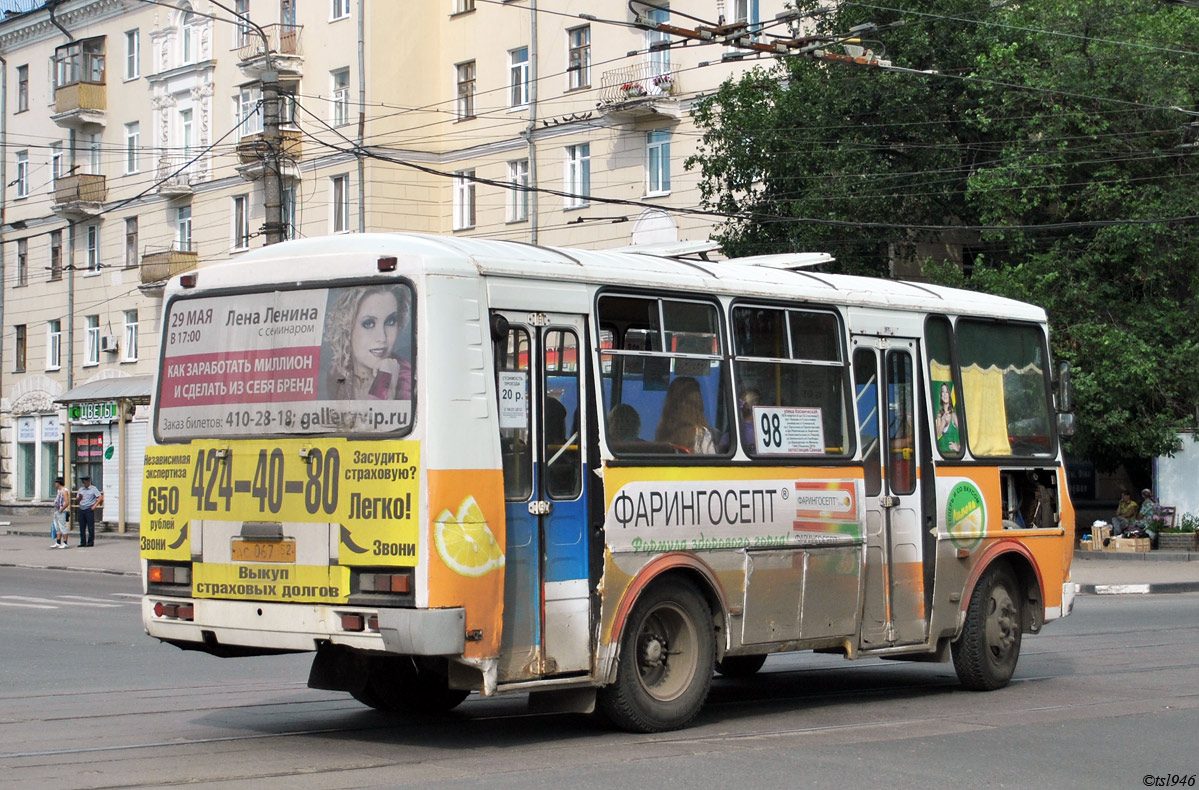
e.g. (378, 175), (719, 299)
(100, 335), (119, 353)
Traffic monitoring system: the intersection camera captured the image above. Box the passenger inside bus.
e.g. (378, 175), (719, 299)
(654, 376), (717, 454)
(607, 403), (643, 442)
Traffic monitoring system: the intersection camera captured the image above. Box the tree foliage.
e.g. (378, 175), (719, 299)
(686, 0), (1199, 471)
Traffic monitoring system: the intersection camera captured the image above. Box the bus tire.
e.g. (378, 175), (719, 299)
(598, 579), (715, 733)
(952, 563), (1023, 691)
(351, 656), (470, 714)
(715, 654), (767, 678)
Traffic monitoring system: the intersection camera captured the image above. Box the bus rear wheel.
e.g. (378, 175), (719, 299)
(351, 656), (470, 714)
(952, 563), (1023, 690)
(598, 579), (715, 733)
(715, 654), (767, 678)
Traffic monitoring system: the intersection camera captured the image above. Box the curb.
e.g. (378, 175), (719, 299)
(0, 560), (139, 577)
(1078, 582), (1199, 595)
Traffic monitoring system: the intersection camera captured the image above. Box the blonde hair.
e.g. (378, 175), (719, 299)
(655, 377), (712, 448)
(323, 284), (410, 399)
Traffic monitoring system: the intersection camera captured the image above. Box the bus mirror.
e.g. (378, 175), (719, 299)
(489, 313), (510, 343)
(1057, 361), (1072, 413)
(1057, 412), (1076, 438)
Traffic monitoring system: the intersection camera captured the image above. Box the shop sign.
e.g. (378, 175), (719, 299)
(42, 416), (61, 442)
(16, 417), (36, 443)
(68, 401), (119, 425)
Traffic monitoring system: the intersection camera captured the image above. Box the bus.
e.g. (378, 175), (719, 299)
(141, 233), (1077, 733)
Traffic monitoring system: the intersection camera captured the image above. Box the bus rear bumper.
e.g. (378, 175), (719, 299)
(1045, 581), (1078, 623)
(376, 607), (465, 655)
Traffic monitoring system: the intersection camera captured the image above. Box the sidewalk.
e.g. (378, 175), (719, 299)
(2, 512), (1199, 593)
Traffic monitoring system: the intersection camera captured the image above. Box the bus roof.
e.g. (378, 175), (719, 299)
(179, 233), (1046, 323)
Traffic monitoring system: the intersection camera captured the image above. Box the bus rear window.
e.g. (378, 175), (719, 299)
(155, 282), (415, 440)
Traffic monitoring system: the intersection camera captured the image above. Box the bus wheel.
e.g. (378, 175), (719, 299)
(598, 580), (715, 732)
(715, 654), (767, 678)
(952, 563), (1023, 691)
(352, 656), (470, 714)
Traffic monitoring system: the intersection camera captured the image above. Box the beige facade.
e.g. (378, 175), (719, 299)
(0, 0), (784, 519)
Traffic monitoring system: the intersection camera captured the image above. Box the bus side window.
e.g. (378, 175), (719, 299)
(497, 326), (532, 500)
(853, 349), (882, 496)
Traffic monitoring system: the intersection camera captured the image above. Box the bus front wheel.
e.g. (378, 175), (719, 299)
(351, 656), (470, 714)
(598, 579), (715, 733)
(952, 563), (1023, 690)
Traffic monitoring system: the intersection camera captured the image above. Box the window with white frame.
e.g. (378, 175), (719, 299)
(15, 151), (28, 198)
(235, 86), (262, 137)
(733, 0), (759, 34)
(176, 205), (192, 251)
(647, 5), (670, 77)
(331, 174), (349, 233)
(16, 238), (28, 286)
(49, 231), (62, 280)
(564, 143), (590, 208)
(507, 159), (529, 223)
(179, 108), (194, 162)
(85, 315), (100, 366)
(85, 131), (101, 174)
(47, 320), (61, 370)
(123, 310), (139, 362)
(454, 0), (475, 12)
(86, 224), (101, 271)
(453, 170), (475, 230)
(456, 61), (475, 120)
(124, 122), (140, 174)
(125, 29), (139, 79)
(282, 186), (297, 239)
(332, 68), (350, 126)
(332, 0), (350, 20)
(16, 65), (28, 112)
(509, 47), (529, 108)
(647, 130), (671, 194)
(567, 26), (590, 90)
(234, 0), (251, 47)
(125, 217), (138, 268)
(49, 142), (63, 183)
(233, 195), (250, 249)
(181, 7), (198, 65)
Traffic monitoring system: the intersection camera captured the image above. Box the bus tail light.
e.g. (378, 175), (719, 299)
(377, 255), (397, 272)
(179, 273), (198, 288)
(152, 601), (195, 621)
(148, 563), (191, 585)
(340, 613), (365, 631)
(358, 572), (411, 594)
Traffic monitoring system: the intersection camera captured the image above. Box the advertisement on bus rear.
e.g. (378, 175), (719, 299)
(155, 283), (414, 440)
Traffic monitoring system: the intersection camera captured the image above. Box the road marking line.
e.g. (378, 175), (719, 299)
(2, 595), (119, 608)
(0, 600), (55, 609)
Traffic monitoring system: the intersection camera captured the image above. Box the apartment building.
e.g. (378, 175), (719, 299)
(0, 0), (782, 521)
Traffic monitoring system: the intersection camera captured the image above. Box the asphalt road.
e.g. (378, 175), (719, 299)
(2, 567), (1197, 789)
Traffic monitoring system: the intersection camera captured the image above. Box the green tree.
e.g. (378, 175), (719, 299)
(687, 0), (1199, 471)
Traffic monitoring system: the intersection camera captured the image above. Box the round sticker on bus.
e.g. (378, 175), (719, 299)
(946, 480), (986, 550)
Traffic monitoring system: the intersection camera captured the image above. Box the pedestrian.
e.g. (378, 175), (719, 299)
(76, 475), (103, 548)
(52, 477), (69, 548)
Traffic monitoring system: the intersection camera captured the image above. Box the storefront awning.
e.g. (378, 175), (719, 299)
(55, 375), (153, 406)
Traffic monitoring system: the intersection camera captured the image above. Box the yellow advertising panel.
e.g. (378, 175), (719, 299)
(142, 438), (420, 566)
(193, 563), (350, 604)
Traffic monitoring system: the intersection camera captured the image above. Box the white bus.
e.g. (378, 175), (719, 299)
(142, 233), (1077, 732)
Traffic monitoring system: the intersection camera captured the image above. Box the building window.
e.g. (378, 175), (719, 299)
(123, 310), (139, 362)
(85, 131), (101, 174)
(509, 47), (529, 108)
(125, 217), (138, 268)
(282, 186), (297, 239)
(85, 315), (100, 366)
(177, 205), (192, 251)
(54, 37), (105, 88)
(124, 122), (140, 174)
(235, 86), (262, 137)
(564, 143), (590, 208)
(49, 142), (63, 183)
(453, 170), (475, 230)
(16, 239), (28, 286)
(16, 64), (28, 112)
(456, 61), (475, 120)
(507, 159), (529, 223)
(567, 26), (590, 90)
(86, 224), (101, 271)
(454, 0), (475, 13)
(179, 108), (194, 160)
(125, 29), (139, 79)
(47, 320), (61, 370)
(233, 195), (250, 249)
(15, 151), (28, 198)
(331, 174), (349, 233)
(332, 68), (350, 127)
(733, 0), (760, 38)
(647, 130), (671, 194)
(647, 5), (670, 78)
(332, 0), (350, 20)
(49, 231), (62, 280)
(14, 325), (26, 372)
(182, 8), (198, 65)
(234, 0), (251, 47)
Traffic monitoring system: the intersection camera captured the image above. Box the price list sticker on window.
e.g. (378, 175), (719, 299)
(498, 370), (528, 429)
(753, 406), (826, 455)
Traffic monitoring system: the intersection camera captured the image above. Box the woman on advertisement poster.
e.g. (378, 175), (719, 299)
(322, 284), (413, 401)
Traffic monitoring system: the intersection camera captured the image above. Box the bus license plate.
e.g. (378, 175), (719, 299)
(231, 540), (296, 563)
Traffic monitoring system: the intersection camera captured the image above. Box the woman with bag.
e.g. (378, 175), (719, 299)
(51, 477), (69, 549)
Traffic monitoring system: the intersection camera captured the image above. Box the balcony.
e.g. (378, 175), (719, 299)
(140, 242), (198, 286)
(52, 173), (107, 218)
(155, 156), (198, 196)
(597, 63), (682, 121)
(52, 81), (106, 129)
(235, 128), (303, 181)
(236, 24), (303, 80)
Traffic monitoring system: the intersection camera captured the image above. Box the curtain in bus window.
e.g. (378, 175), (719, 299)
(960, 364), (1011, 456)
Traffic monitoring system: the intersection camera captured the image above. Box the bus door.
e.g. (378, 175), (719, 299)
(494, 312), (592, 681)
(852, 337), (928, 649)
